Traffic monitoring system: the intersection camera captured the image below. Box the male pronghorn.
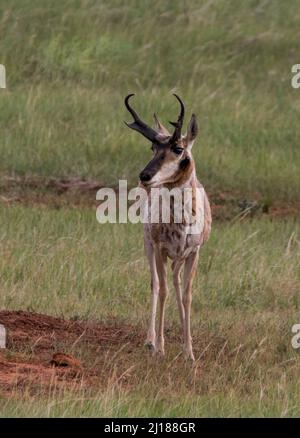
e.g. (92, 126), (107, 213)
(125, 94), (212, 361)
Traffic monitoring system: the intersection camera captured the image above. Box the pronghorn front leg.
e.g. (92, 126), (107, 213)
(154, 247), (168, 356)
(182, 250), (199, 361)
(144, 241), (159, 351)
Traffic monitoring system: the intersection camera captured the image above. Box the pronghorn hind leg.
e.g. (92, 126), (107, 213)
(172, 260), (185, 336)
(144, 240), (159, 352)
(182, 250), (199, 361)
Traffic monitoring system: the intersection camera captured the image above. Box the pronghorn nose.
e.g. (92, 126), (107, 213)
(139, 170), (152, 182)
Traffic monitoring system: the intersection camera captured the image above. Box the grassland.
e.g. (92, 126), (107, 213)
(0, 0), (300, 199)
(0, 0), (300, 418)
(0, 207), (300, 417)
(0, 206), (299, 318)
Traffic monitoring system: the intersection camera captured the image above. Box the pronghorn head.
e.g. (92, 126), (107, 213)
(124, 94), (198, 188)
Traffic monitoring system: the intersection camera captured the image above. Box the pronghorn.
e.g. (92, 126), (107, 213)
(124, 94), (212, 361)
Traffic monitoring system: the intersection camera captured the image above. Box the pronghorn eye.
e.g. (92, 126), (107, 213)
(172, 147), (184, 155)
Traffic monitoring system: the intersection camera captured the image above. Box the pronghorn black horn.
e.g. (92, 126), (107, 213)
(124, 94), (160, 143)
(169, 94), (185, 143)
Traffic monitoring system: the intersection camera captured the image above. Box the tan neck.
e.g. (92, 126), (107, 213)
(165, 156), (196, 190)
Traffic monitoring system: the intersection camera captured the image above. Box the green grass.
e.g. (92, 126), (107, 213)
(0, 206), (300, 417)
(0, 206), (299, 318)
(0, 0), (300, 199)
(3, 387), (300, 417)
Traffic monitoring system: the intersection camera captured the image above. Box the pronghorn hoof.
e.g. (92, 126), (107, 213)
(156, 348), (165, 358)
(144, 340), (156, 352)
(184, 351), (195, 362)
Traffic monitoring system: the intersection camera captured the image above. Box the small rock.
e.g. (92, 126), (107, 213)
(50, 352), (82, 369)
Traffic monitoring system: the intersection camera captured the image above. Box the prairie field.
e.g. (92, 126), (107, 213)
(0, 0), (300, 417)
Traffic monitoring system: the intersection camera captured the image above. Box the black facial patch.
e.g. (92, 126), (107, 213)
(141, 151), (165, 180)
(179, 157), (190, 170)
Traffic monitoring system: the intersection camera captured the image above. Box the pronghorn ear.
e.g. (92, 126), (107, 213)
(186, 114), (198, 148)
(153, 113), (171, 137)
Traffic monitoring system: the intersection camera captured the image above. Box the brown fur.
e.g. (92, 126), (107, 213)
(142, 137), (212, 360)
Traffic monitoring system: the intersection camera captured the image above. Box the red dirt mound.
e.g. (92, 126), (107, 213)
(0, 310), (141, 394)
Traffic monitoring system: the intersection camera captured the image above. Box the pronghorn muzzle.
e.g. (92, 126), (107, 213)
(139, 151), (165, 183)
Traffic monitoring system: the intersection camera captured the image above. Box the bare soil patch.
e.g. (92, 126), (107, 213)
(0, 310), (230, 396)
(1, 176), (299, 220)
(0, 310), (141, 395)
